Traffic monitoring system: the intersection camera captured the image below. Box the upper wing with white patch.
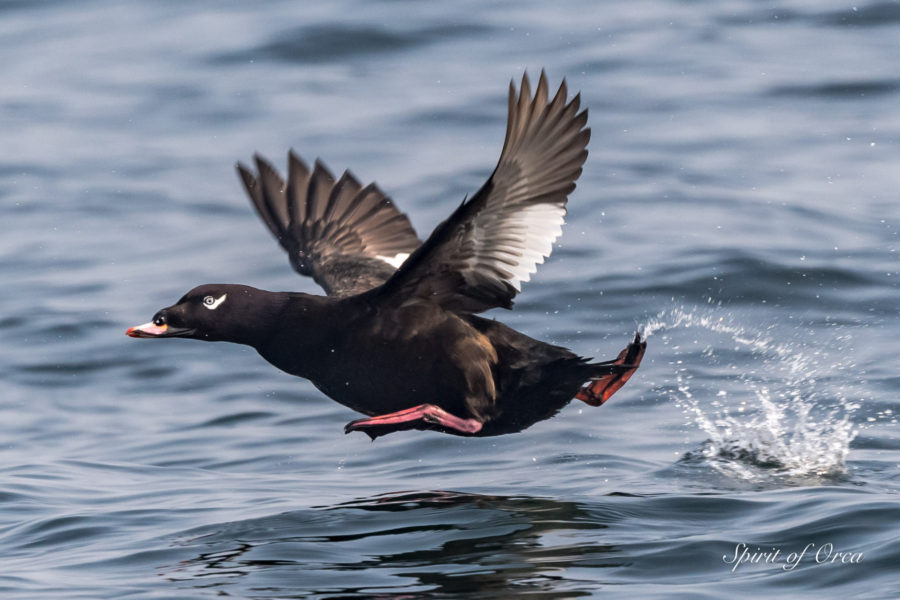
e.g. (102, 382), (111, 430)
(375, 71), (590, 313)
(237, 153), (421, 297)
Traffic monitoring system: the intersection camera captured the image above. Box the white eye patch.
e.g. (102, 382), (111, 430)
(202, 294), (227, 310)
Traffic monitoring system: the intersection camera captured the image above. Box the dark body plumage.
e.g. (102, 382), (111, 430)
(252, 293), (603, 437)
(128, 72), (646, 439)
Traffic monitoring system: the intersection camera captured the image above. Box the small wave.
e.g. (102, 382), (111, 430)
(718, 2), (900, 29)
(769, 79), (900, 99)
(642, 307), (867, 482)
(816, 2), (900, 27)
(215, 23), (490, 65)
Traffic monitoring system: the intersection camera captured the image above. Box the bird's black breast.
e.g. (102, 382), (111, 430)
(257, 298), (487, 418)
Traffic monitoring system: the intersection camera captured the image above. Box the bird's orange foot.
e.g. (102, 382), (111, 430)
(576, 333), (647, 406)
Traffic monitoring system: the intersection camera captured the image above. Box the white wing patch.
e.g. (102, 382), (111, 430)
(470, 202), (566, 292)
(376, 252), (410, 268)
(506, 202), (566, 291)
(203, 293), (228, 310)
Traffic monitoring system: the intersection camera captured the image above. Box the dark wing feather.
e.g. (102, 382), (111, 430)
(237, 152), (421, 297)
(375, 71), (590, 313)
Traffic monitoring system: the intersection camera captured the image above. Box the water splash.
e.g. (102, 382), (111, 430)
(641, 307), (864, 480)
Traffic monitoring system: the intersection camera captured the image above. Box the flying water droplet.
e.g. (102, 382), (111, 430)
(641, 307), (866, 482)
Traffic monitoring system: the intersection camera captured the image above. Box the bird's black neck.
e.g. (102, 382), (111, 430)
(252, 292), (346, 380)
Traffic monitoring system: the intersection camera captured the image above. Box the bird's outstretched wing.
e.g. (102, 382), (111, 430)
(375, 71), (590, 313)
(237, 152), (421, 297)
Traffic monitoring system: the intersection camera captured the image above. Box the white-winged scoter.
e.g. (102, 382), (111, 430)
(127, 72), (646, 439)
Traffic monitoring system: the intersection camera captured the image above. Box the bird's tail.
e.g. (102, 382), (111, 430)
(576, 333), (646, 406)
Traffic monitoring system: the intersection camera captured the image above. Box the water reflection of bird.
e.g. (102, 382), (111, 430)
(164, 490), (625, 597)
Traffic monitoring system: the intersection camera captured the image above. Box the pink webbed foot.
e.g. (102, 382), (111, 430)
(344, 404), (483, 440)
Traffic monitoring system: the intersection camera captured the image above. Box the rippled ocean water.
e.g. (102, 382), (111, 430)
(2, 1), (898, 597)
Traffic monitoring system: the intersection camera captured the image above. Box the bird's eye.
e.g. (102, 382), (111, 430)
(153, 314), (167, 326)
(201, 293), (228, 310)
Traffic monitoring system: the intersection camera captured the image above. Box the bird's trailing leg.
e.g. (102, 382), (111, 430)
(576, 333), (647, 406)
(344, 403), (483, 440)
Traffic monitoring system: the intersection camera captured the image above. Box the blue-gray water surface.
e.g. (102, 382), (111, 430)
(2, 1), (898, 598)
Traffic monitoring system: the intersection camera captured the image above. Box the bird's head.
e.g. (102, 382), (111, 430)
(126, 284), (274, 345)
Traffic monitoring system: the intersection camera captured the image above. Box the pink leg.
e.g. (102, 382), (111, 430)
(345, 404), (483, 440)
